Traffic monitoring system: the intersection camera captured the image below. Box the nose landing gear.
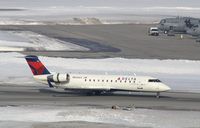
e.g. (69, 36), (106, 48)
(156, 92), (160, 98)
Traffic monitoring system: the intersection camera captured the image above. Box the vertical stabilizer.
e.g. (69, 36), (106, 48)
(25, 55), (50, 75)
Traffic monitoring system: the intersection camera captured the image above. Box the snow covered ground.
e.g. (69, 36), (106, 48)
(0, 105), (199, 128)
(0, 31), (88, 51)
(0, 52), (200, 92)
(0, 0), (200, 25)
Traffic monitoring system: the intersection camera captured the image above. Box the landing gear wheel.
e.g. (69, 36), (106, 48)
(86, 92), (93, 96)
(94, 91), (101, 95)
(86, 91), (102, 96)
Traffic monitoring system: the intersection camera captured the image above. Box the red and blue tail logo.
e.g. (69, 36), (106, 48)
(25, 55), (50, 75)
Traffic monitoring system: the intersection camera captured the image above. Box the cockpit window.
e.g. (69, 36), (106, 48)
(160, 19), (166, 24)
(148, 79), (161, 82)
(151, 29), (158, 31)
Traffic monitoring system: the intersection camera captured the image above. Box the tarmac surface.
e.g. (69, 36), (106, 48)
(0, 24), (200, 59)
(1, 84), (200, 128)
(0, 85), (200, 111)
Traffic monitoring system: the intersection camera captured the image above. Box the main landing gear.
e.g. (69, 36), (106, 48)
(86, 91), (102, 96)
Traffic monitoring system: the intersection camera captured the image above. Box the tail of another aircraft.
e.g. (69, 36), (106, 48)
(25, 55), (50, 75)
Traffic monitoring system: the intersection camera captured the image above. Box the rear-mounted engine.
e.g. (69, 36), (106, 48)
(47, 73), (70, 83)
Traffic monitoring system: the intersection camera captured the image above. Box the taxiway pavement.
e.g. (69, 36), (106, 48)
(0, 85), (200, 111)
(0, 24), (199, 59)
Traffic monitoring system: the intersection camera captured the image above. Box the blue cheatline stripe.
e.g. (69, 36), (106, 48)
(43, 68), (50, 74)
(25, 55), (39, 62)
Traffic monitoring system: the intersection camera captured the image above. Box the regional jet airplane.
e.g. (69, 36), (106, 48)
(25, 55), (171, 98)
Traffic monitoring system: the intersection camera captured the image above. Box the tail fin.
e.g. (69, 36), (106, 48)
(25, 55), (50, 75)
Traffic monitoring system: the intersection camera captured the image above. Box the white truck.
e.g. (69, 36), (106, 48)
(148, 27), (159, 36)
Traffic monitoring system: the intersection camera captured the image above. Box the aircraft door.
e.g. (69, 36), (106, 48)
(136, 80), (144, 90)
(169, 26), (174, 30)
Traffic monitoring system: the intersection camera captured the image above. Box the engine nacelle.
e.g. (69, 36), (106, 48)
(48, 73), (70, 83)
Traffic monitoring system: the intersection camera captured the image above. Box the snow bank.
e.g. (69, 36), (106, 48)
(40, 57), (200, 75)
(0, 19), (46, 25)
(0, 106), (199, 128)
(0, 46), (24, 51)
(0, 3), (200, 25)
(0, 31), (88, 51)
(0, 0), (200, 25)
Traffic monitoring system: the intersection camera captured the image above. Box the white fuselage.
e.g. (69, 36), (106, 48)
(34, 73), (171, 93)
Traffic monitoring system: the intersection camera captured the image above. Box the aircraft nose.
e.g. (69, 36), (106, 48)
(160, 84), (171, 91)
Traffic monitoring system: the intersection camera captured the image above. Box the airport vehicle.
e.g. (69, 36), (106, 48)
(188, 27), (200, 42)
(148, 27), (159, 36)
(25, 55), (171, 98)
(158, 17), (200, 34)
(187, 25), (200, 37)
